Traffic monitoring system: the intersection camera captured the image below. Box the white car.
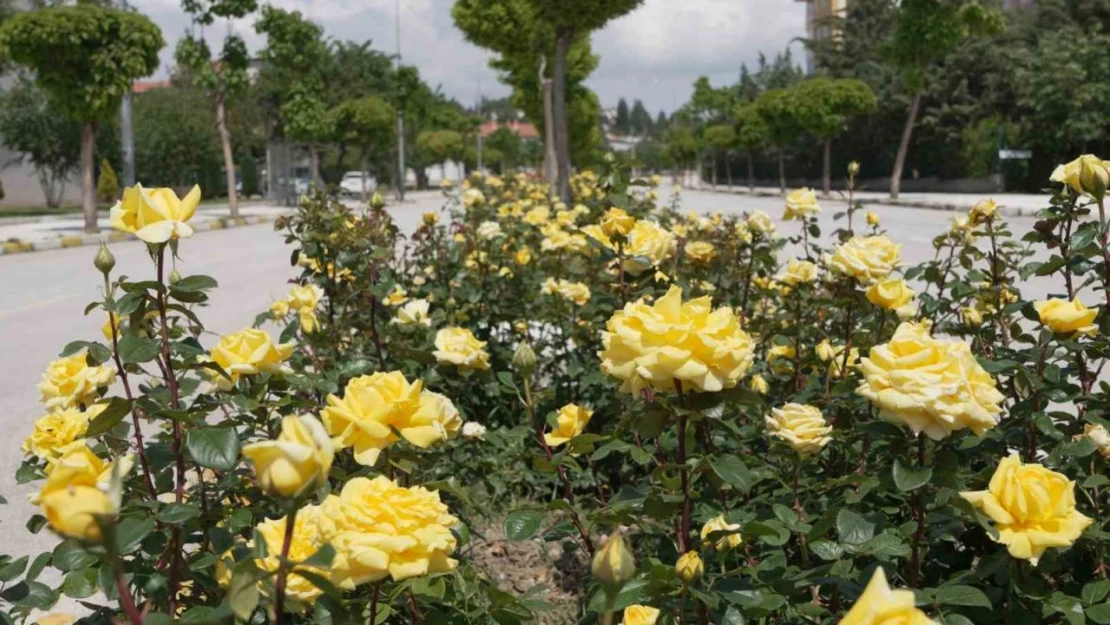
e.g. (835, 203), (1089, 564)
(339, 171), (377, 196)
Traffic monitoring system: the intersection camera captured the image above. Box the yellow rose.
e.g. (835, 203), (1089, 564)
(857, 321), (1003, 439)
(36, 441), (133, 506)
(1034, 298), (1098, 336)
(391, 299), (432, 327)
(1051, 154), (1110, 197)
(476, 220), (503, 240)
(321, 372), (423, 466)
(110, 184), (200, 244)
(433, 327), (490, 371)
(750, 374), (769, 394)
(37, 445), (132, 542)
(621, 605), (660, 625)
(961, 306), (983, 327)
(585, 220), (676, 275)
(240, 504), (337, 605)
(287, 284), (323, 333)
(840, 567), (936, 625)
(866, 211), (880, 227)
(514, 247), (533, 266)
(329, 476), (459, 584)
(384, 285), (408, 307)
(38, 349), (116, 411)
(783, 187), (820, 221)
(541, 278), (591, 306)
(462, 188), (485, 208)
(544, 403), (593, 447)
(22, 405), (101, 463)
(1084, 423), (1110, 460)
(766, 403), (832, 455)
(675, 551), (703, 584)
(700, 515), (742, 551)
(242, 415), (334, 498)
(592, 530), (635, 585)
(816, 340), (859, 378)
(422, 212), (439, 226)
(747, 210), (775, 234)
(969, 199), (998, 224)
(270, 299), (290, 321)
(207, 328), (294, 391)
(35, 613), (76, 625)
(865, 277), (915, 311)
(828, 235), (901, 283)
(599, 285), (754, 394)
(523, 206), (551, 226)
(101, 313), (120, 342)
(685, 241), (717, 264)
(780, 258), (818, 286)
(960, 454), (1092, 564)
(407, 390), (463, 447)
(601, 207), (635, 236)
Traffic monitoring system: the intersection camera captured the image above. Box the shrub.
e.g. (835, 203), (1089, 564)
(96, 158), (118, 203)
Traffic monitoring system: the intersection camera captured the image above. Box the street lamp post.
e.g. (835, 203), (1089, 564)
(395, 0), (405, 201)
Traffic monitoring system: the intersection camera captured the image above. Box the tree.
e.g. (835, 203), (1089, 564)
(417, 130), (464, 181)
(885, 0), (1003, 198)
(0, 76), (80, 207)
(0, 4), (163, 232)
(254, 5), (330, 184)
(702, 124), (735, 189)
(453, 0), (643, 203)
(329, 95), (395, 200)
(485, 126), (523, 171)
(630, 99), (652, 136)
(176, 0), (258, 217)
(664, 125), (697, 186)
(614, 97), (630, 135)
(132, 86), (223, 189)
(241, 154), (260, 197)
(791, 77), (877, 193)
(655, 110), (669, 137)
(733, 103), (768, 192)
(755, 87), (804, 192)
(97, 159), (119, 203)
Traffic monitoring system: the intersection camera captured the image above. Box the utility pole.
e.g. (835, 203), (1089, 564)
(120, 0), (135, 186)
(395, 0), (406, 201)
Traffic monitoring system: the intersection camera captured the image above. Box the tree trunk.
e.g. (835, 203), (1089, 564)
(890, 90), (923, 200)
(81, 123), (97, 233)
(539, 60), (557, 190)
(360, 150), (370, 203)
(822, 138), (832, 195)
(215, 95), (239, 218)
(309, 145), (321, 188)
(552, 28), (573, 203)
(711, 152), (717, 189)
(726, 152), (733, 189)
(777, 149), (786, 193)
(747, 153), (754, 192)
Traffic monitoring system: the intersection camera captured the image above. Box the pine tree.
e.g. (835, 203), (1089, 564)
(614, 97), (631, 135)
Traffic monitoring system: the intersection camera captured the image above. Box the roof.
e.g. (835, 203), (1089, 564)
(132, 80), (171, 94)
(479, 120), (539, 140)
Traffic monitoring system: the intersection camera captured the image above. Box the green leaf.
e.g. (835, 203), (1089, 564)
(186, 426), (241, 471)
(836, 509), (875, 546)
(1088, 603), (1110, 624)
(61, 568), (98, 599)
(721, 606), (745, 625)
(172, 275), (219, 291)
(892, 458), (932, 492)
(228, 563), (260, 621)
(52, 541), (98, 572)
(85, 397), (132, 437)
(0, 556), (27, 582)
(1083, 580), (1110, 605)
(504, 509), (544, 541)
(114, 517), (156, 554)
(710, 454), (753, 494)
(936, 585), (992, 608)
(159, 503), (201, 524)
(117, 335), (160, 364)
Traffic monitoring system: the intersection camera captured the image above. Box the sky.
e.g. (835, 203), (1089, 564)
(133, 0), (808, 115)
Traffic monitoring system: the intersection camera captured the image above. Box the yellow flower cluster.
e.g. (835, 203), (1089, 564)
(961, 454), (1092, 564)
(541, 278), (591, 306)
(433, 327), (490, 371)
(599, 285), (754, 394)
(206, 328), (294, 391)
(321, 372), (462, 466)
(827, 235), (901, 283)
(583, 219), (676, 275)
(857, 321), (1003, 439)
(277, 284), (324, 333)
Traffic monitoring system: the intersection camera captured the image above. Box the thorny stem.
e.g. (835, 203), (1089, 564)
(522, 376), (595, 555)
(369, 581), (382, 624)
(1099, 198), (1110, 313)
(908, 435), (927, 587)
(273, 505), (298, 625)
(110, 546), (145, 625)
(156, 246), (186, 616)
(739, 245), (758, 318)
(986, 219), (1011, 349)
(675, 380), (692, 555)
(104, 275), (157, 500)
(407, 590), (422, 624)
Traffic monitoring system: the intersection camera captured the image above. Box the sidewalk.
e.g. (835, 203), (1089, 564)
(0, 203), (293, 256)
(703, 184), (1048, 216)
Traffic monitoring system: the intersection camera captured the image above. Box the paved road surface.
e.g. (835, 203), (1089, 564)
(0, 188), (1061, 568)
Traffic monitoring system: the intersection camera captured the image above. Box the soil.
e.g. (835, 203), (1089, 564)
(466, 517), (588, 625)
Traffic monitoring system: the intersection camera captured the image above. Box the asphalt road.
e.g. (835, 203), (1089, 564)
(0, 188), (1060, 568)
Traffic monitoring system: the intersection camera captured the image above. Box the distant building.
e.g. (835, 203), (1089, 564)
(132, 80), (170, 94)
(479, 119), (539, 140)
(797, 0), (848, 73)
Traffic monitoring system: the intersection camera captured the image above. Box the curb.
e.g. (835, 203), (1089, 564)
(0, 213), (284, 257)
(701, 187), (1030, 218)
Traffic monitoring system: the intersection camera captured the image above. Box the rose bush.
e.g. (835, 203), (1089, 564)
(8, 154), (1110, 625)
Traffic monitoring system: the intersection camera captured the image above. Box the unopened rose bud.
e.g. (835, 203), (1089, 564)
(847, 161), (860, 177)
(94, 242), (115, 276)
(512, 342), (537, 375)
(169, 269), (182, 285)
(675, 551), (704, 585)
(371, 191), (385, 210)
(592, 530), (635, 587)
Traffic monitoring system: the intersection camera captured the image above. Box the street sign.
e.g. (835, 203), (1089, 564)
(999, 149), (1032, 160)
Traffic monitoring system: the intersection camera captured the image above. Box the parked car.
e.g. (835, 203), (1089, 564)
(339, 171), (377, 196)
